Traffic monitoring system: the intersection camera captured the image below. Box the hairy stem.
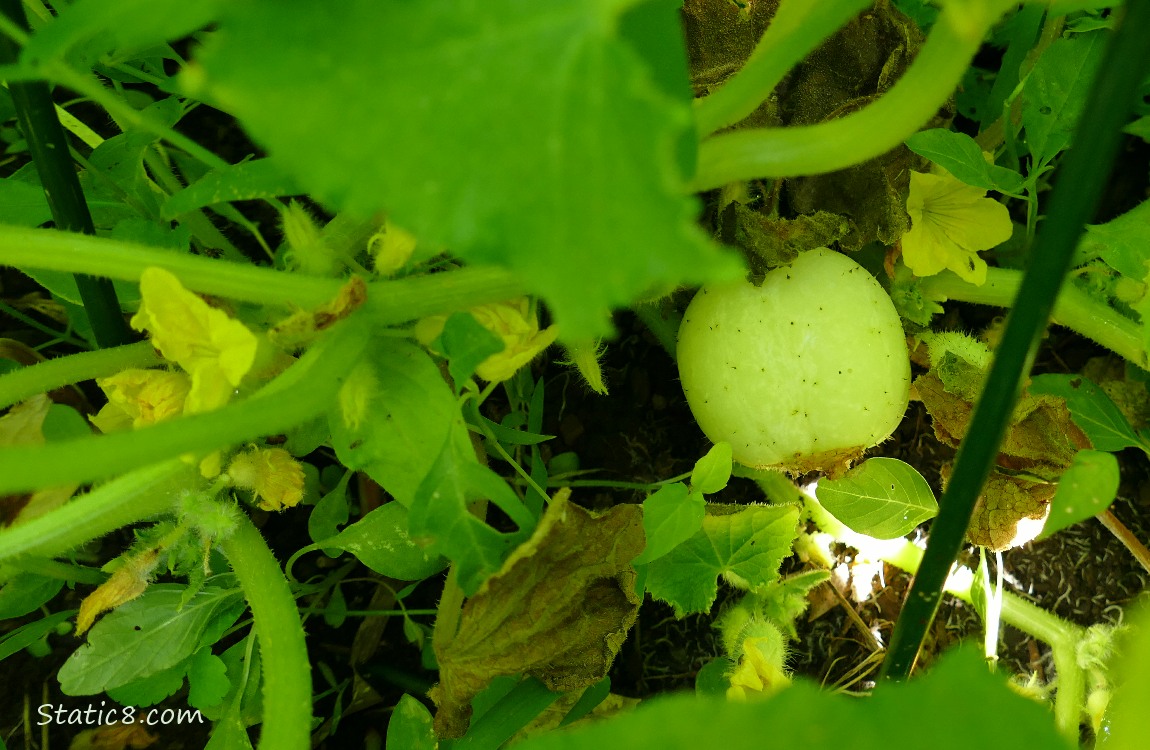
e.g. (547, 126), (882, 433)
(0, 340), (160, 410)
(221, 513), (312, 750)
(919, 268), (1148, 369)
(0, 225), (525, 323)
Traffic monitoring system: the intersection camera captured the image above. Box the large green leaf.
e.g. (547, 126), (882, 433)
(905, 129), (1024, 194)
(329, 337), (471, 507)
(1022, 30), (1106, 167)
(1038, 449), (1119, 540)
(318, 501), (448, 581)
(1029, 373), (1144, 453)
(645, 504), (799, 616)
(189, 0), (741, 337)
(815, 457), (938, 539)
(633, 483), (705, 566)
(514, 647), (1072, 750)
(58, 577), (243, 695)
(1080, 199), (1150, 279)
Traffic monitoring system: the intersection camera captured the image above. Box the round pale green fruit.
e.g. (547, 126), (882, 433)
(677, 248), (910, 475)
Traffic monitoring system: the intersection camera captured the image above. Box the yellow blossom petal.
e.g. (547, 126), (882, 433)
(131, 267), (260, 413)
(902, 170), (1013, 286)
(227, 447), (306, 511)
(91, 369), (191, 433)
(415, 298), (557, 383)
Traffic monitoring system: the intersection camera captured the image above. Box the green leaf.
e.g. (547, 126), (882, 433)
(41, 404), (91, 442)
(387, 695), (437, 750)
(1126, 115), (1150, 142)
(646, 505), (799, 616)
(1038, 450), (1119, 540)
(0, 610), (73, 663)
(308, 470), (351, 556)
(162, 158), (302, 218)
(904, 129), (1024, 194)
(58, 577), (243, 695)
(815, 458), (938, 539)
(0, 178), (52, 226)
(1022, 30), (1106, 167)
(329, 338), (471, 507)
(191, 0), (742, 337)
(1079, 199), (1150, 279)
(106, 661), (187, 707)
(188, 647), (231, 710)
(755, 570), (832, 639)
(320, 502), (448, 582)
(0, 572), (64, 619)
(20, 0), (224, 66)
(633, 483), (705, 565)
(409, 436), (525, 596)
(324, 584), (348, 628)
(1029, 373), (1143, 452)
(1108, 600), (1150, 750)
(436, 313), (506, 389)
(514, 647), (1073, 750)
(690, 442), (733, 494)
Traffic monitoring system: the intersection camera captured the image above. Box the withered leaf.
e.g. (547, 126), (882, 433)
(942, 466), (1054, 552)
(914, 371), (1090, 479)
(430, 492), (644, 738)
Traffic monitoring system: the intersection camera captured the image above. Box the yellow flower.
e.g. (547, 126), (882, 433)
(130, 267), (260, 413)
(902, 170), (1013, 286)
(90, 369), (191, 433)
(416, 298), (558, 383)
(76, 548), (160, 636)
(226, 447), (306, 511)
(726, 636), (792, 701)
(369, 219), (418, 275)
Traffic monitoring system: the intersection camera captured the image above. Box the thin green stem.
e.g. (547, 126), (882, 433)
(883, 0), (1150, 683)
(0, 322), (368, 493)
(0, 340), (160, 410)
(0, 460), (194, 563)
(221, 513), (312, 750)
(693, 0), (871, 136)
(0, 225), (526, 323)
(918, 268), (1148, 369)
(0, 300), (91, 349)
(691, 5), (1012, 190)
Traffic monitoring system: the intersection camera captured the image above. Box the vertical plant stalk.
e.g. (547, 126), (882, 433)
(0, 0), (131, 348)
(881, 0), (1150, 683)
(221, 513), (312, 750)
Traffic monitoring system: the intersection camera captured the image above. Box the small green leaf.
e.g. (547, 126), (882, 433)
(646, 505), (799, 616)
(690, 442), (733, 494)
(0, 178), (52, 226)
(755, 570), (832, 639)
(41, 404), (91, 442)
(633, 484), (704, 566)
(1080, 199), (1150, 279)
(409, 436), (525, 596)
(329, 338), (471, 507)
(815, 458), (938, 539)
(58, 577), (243, 695)
(308, 470), (352, 556)
(106, 662), (187, 707)
(187, 647), (231, 710)
(0, 611), (73, 663)
(1038, 450), (1119, 540)
(163, 158), (302, 218)
(0, 572), (64, 620)
(323, 502), (448, 581)
(905, 129), (1024, 194)
(1022, 30), (1106, 166)
(324, 584), (348, 628)
(436, 312), (506, 389)
(387, 695), (437, 750)
(1029, 373), (1143, 452)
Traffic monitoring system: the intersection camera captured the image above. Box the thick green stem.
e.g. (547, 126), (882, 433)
(0, 225), (525, 323)
(0, 340), (160, 410)
(0, 322), (367, 493)
(883, 0), (1150, 684)
(691, 6), (1010, 190)
(919, 268), (1148, 369)
(692, 0), (871, 136)
(0, 0), (130, 348)
(0, 459), (194, 562)
(221, 513), (312, 750)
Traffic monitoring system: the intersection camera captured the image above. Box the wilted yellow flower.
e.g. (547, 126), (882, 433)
(226, 447), (306, 511)
(726, 636), (791, 701)
(416, 298), (558, 382)
(90, 369), (191, 433)
(77, 548), (160, 636)
(902, 170), (1013, 286)
(131, 267), (260, 413)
